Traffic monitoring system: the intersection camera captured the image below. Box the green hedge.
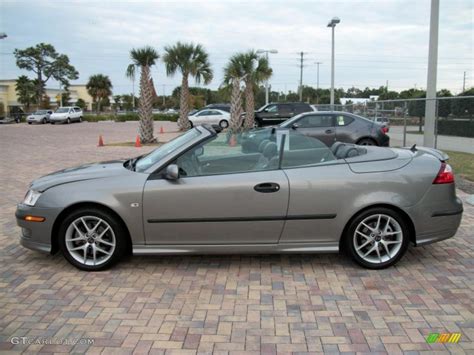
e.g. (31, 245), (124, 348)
(83, 113), (178, 122)
(437, 119), (474, 138)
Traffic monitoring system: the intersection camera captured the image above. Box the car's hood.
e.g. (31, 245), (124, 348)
(30, 160), (128, 192)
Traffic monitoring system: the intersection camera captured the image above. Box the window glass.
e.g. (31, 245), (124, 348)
(336, 115), (354, 126)
(281, 131), (336, 168)
(176, 130), (281, 177)
(296, 114), (334, 128)
(198, 110), (211, 116)
(265, 105), (278, 113)
(210, 110), (222, 115)
(135, 129), (201, 172)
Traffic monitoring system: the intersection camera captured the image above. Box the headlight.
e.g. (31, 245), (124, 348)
(23, 190), (42, 206)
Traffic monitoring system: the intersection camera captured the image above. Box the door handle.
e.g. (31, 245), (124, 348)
(254, 182), (280, 193)
(325, 129), (334, 134)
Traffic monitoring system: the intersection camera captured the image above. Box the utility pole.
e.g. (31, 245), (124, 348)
(299, 52), (304, 101)
(315, 62), (322, 90)
(463, 71), (466, 92)
(257, 49), (278, 104)
(423, 0), (439, 148)
(386, 80), (389, 93)
(162, 85), (166, 106)
(327, 17), (341, 110)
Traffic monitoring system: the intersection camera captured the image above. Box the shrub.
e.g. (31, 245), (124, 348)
(437, 119), (474, 138)
(83, 113), (179, 122)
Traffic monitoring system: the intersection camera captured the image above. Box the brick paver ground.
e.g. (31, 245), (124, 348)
(0, 121), (473, 354)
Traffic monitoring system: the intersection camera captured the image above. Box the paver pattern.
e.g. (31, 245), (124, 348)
(0, 121), (473, 354)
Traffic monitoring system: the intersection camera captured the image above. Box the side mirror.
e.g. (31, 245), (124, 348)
(291, 123), (299, 130)
(165, 164), (179, 180)
(195, 146), (204, 156)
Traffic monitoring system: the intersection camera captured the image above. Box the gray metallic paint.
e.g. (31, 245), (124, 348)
(16, 126), (463, 258)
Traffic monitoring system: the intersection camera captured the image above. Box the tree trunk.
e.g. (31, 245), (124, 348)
(178, 73), (191, 130)
(138, 65), (156, 143)
(244, 80), (255, 129)
(37, 67), (43, 106)
(229, 78), (243, 133)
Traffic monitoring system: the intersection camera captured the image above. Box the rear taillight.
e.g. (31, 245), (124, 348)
(433, 162), (454, 184)
(381, 126), (389, 134)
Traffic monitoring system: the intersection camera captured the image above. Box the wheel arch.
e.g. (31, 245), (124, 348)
(355, 136), (378, 146)
(338, 203), (416, 251)
(51, 201), (132, 255)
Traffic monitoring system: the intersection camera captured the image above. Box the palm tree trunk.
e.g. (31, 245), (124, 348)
(138, 65), (156, 143)
(229, 78), (243, 133)
(178, 73), (191, 130)
(244, 80), (255, 129)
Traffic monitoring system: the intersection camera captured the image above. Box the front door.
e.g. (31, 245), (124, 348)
(143, 133), (289, 245)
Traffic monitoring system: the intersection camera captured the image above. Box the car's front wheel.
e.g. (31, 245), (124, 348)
(343, 207), (410, 269)
(58, 208), (127, 271)
(357, 138), (377, 146)
(42, 118), (47, 124)
(67, 118), (71, 124)
(219, 119), (229, 129)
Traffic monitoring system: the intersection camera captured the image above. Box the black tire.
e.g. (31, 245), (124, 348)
(343, 207), (410, 269)
(219, 120), (229, 129)
(51, 122), (55, 125)
(28, 122), (32, 125)
(79, 116), (83, 122)
(357, 138), (377, 146)
(43, 118), (47, 124)
(189, 121), (193, 128)
(67, 118), (71, 124)
(58, 207), (127, 271)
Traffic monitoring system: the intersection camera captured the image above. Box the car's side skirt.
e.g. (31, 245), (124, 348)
(133, 242), (339, 255)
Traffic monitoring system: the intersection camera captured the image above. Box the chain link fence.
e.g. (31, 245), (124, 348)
(314, 96), (474, 153)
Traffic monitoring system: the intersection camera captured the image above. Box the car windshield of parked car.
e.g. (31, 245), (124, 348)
(135, 129), (202, 172)
(56, 108), (69, 113)
(34, 110), (48, 115)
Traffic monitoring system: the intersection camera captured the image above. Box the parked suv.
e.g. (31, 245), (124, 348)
(50, 106), (83, 124)
(254, 102), (315, 126)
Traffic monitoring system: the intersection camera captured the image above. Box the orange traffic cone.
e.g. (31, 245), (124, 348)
(228, 135), (237, 147)
(135, 135), (141, 148)
(98, 135), (104, 147)
(160, 126), (165, 134)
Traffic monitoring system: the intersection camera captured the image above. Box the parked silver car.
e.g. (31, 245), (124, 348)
(16, 126), (462, 271)
(50, 106), (83, 124)
(27, 110), (53, 124)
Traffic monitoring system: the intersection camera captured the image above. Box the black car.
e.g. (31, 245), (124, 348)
(254, 102), (315, 127)
(280, 111), (389, 146)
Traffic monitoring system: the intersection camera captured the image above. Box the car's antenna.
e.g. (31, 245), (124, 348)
(410, 144), (417, 152)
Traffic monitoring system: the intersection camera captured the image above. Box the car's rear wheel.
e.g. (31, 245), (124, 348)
(343, 207), (410, 269)
(219, 119), (229, 129)
(28, 122), (32, 125)
(357, 138), (377, 146)
(67, 118), (71, 124)
(42, 118), (47, 124)
(58, 208), (127, 271)
(79, 116), (83, 122)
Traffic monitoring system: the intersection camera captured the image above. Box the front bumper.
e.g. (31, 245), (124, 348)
(27, 117), (45, 123)
(15, 204), (62, 254)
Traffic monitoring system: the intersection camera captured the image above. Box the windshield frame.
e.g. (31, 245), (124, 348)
(55, 108), (70, 113)
(138, 126), (212, 174)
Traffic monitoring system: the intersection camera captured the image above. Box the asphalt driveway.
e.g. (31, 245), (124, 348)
(0, 122), (473, 353)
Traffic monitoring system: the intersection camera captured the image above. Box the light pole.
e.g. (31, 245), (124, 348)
(327, 17), (340, 110)
(315, 62), (322, 90)
(257, 49), (278, 105)
(0, 32), (7, 39)
(423, 0), (439, 147)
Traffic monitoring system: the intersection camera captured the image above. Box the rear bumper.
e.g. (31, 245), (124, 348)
(415, 208), (463, 246)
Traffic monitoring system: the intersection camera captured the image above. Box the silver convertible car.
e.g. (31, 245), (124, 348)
(16, 125), (463, 271)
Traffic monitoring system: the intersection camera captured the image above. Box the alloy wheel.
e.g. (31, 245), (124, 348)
(65, 216), (116, 266)
(353, 214), (403, 264)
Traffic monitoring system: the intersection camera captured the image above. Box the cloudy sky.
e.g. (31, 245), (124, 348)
(1, 0), (472, 96)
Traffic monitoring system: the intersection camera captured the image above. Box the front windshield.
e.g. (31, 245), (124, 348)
(56, 108), (69, 113)
(34, 110), (48, 115)
(135, 129), (201, 172)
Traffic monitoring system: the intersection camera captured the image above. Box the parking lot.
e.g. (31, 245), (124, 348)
(0, 122), (473, 353)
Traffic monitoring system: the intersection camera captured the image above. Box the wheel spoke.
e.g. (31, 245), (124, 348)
(356, 230), (371, 240)
(66, 236), (84, 242)
(72, 222), (85, 237)
(376, 246), (382, 262)
(381, 241), (391, 256)
(361, 222), (376, 232)
(385, 240), (402, 245)
(95, 245), (112, 256)
(375, 215), (382, 230)
(97, 226), (110, 239)
(83, 246), (88, 264)
(363, 245), (377, 257)
(384, 231), (402, 236)
(97, 239), (114, 247)
(91, 219), (103, 233)
(92, 245), (97, 266)
(81, 218), (91, 233)
(69, 244), (86, 251)
(356, 240), (372, 251)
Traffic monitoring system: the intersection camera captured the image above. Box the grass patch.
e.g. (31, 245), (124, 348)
(446, 150), (474, 182)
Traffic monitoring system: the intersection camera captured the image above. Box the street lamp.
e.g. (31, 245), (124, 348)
(257, 49), (278, 105)
(327, 17), (340, 110)
(0, 33), (7, 39)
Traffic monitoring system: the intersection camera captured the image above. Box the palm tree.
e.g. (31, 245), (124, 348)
(86, 74), (113, 113)
(223, 54), (246, 133)
(126, 46), (159, 143)
(163, 42), (213, 130)
(240, 51), (272, 129)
